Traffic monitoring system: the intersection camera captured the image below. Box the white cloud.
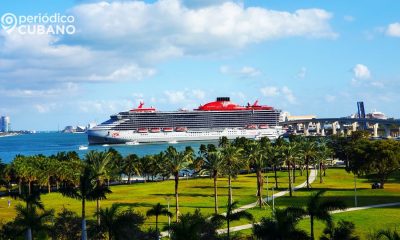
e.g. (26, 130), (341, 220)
(325, 94), (336, 103)
(87, 64), (156, 82)
(239, 66), (261, 77)
(371, 81), (384, 88)
(164, 90), (186, 103)
(260, 87), (280, 97)
(34, 103), (57, 113)
(343, 15), (354, 22)
(192, 89), (206, 100)
(260, 86), (296, 104)
(386, 22), (400, 37)
(78, 100), (133, 113)
(297, 67), (307, 79)
(353, 64), (371, 79)
(220, 65), (261, 77)
(72, 0), (337, 52)
(282, 86), (296, 104)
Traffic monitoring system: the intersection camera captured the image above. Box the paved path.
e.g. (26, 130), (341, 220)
(217, 202), (400, 234)
(161, 169), (317, 237)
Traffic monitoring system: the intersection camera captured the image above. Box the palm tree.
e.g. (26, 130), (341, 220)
(146, 202), (173, 236)
(253, 207), (308, 240)
(122, 154), (140, 184)
(97, 204), (148, 240)
(221, 145), (245, 205)
(320, 220), (360, 240)
(270, 142), (283, 189)
(281, 141), (299, 197)
(306, 190), (347, 240)
(213, 201), (253, 240)
(299, 138), (318, 190)
(245, 140), (269, 207)
(60, 165), (110, 240)
(316, 141), (333, 183)
(169, 209), (222, 240)
(375, 228), (400, 240)
(13, 204), (54, 240)
(164, 146), (193, 221)
(85, 150), (113, 226)
(199, 146), (224, 214)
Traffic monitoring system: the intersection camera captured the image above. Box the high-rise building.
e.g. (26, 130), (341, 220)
(1, 116), (10, 132)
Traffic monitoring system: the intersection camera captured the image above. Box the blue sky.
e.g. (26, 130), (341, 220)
(1, 0), (400, 131)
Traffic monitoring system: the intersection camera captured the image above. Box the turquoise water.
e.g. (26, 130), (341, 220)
(0, 132), (215, 163)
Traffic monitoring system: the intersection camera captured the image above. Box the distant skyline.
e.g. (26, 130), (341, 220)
(1, 0), (400, 131)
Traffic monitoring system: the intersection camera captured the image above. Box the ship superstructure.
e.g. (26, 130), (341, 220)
(87, 97), (284, 144)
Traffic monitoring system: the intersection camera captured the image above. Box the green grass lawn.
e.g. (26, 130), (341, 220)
(1, 167), (399, 239)
(0, 170), (301, 228)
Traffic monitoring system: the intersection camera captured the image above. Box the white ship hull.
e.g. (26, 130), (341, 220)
(87, 128), (285, 145)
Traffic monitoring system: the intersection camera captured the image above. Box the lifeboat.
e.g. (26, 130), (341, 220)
(163, 127), (174, 132)
(259, 124), (269, 129)
(137, 128), (148, 133)
(150, 128), (161, 133)
(175, 127), (188, 132)
(246, 124), (257, 129)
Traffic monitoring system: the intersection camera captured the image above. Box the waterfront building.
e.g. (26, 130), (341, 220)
(0, 116), (10, 132)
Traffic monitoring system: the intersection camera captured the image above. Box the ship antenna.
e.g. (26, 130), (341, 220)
(138, 101), (144, 109)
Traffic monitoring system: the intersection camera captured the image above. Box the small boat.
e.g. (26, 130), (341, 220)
(175, 127), (188, 132)
(246, 124), (257, 129)
(78, 145), (88, 150)
(102, 144), (110, 147)
(163, 127), (174, 132)
(138, 128), (148, 133)
(126, 141), (139, 145)
(168, 140), (178, 144)
(259, 124), (269, 129)
(150, 128), (161, 133)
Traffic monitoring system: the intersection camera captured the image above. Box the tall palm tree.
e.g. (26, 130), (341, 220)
(221, 145), (245, 205)
(316, 141), (333, 184)
(13, 204), (54, 240)
(253, 207), (308, 240)
(306, 190), (347, 240)
(270, 143), (283, 189)
(122, 154), (140, 184)
(299, 139), (318, 190)
(212, 201), (253, 240)
(281, 141), (299, 197)
(164, 146), (193, 221)
(199, 146), (224, 214)
(85, 150), (113, 226)
(60, 165), (109, 240)
(146, 202), (173, 236)
(245, 140), (269, 207)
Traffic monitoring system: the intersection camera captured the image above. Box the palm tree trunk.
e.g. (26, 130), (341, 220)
(28, 180), (31, 195)
(274, 165), (278, 189)
(97, 199), (101, 226)
(292, 163), (296, 183)
(319, 162), (323, 183)
(26, 228), (32, 240)
(300, 163), (303, 176)
(213, 171), (218, 214)
(310, 215), (314, 240)
(288, 161), (292, 197)
(256, 170), (263, 207)
(156, 215), (159, 236)
(48, 176), (51, 193)
(228, 174), (233, 205)
(19, 179), (22, 194)
(82, 198), (87, 240)
(174, 172), (179, 222)
(306, 159), (310, 190)
(128, 174), (131, 184)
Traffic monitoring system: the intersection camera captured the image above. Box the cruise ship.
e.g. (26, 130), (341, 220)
(87, 97), (285, 145)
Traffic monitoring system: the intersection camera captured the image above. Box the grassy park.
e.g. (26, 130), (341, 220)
(1, 167), (399, 239)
